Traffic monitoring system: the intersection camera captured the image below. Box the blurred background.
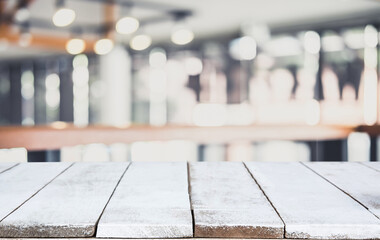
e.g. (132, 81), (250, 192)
(1, 0), (380, 162)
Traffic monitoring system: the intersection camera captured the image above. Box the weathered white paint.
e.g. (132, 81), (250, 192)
(190, 162), (284, 238)
(0, 163), (71, 221)
(245, 162), (380, 239)
(305, 162), (380, 219)
(363, 162), (380, 172)
(0, 162), (128, 238)
(0, 163), (17, 174)
(97, 162), (192, 238)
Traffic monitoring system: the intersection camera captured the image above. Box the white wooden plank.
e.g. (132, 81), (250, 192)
(0, 238), (286, 240)
(97, 162), (192, 238)
(363, 162), (380, 172)
(190, 162), (284, 238)
(0, 163), (17, 174)
(0, 163), (71, 221)
(245, 162), (380, 239)
(0, 162), (128, 238)
(305, 162), (380, 219)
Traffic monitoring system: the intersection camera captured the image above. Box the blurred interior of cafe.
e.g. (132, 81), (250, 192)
(1, 0), (380, 163)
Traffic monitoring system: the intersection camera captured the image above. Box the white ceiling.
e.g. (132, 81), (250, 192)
(1, 0), (380, 58)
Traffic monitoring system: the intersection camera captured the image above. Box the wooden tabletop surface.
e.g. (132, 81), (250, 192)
(0, 162), (379, 239)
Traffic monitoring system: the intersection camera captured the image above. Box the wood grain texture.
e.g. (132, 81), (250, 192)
(0, 162), (128, 238)
(245, 162), (380, 239)
(305, 162), (380, 219)
(0, 163), (17, 174)
(0, 163), (71, 221)
(362, 162), (380, 172)
(190, 162), (284, 238)
(97, 162), (193, 238)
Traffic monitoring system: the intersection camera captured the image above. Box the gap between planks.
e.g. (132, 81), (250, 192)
(93, 162), (132, 237)
(244, 162), (380, 239)
(300, 162), (380, 221)
(4, 162), (379, 239)
(187, 162), (195, 237)
(96, 162), (192, 238)
(189, 162), (284, 238)
(0, 163), (74, 222)
(0, 163), (19, 174)
(359, 162), (380, 173)
(243, 162), (286, 239)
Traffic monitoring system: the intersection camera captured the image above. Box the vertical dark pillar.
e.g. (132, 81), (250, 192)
(46, 150), (61, 162)
(323, 140), (347, 161)
(240, 60), (250, 103)
(10, 64), (22, 125)
(0, 64), (11, 125)
(34, 61), (46, 124)
(341, 139), (348, 162)
(307, 140), (347, 162)
(314, 31), (324, 101)
(198, 144), (205, 162)
(307, 141), (323, 162)
(59, 56), (74, 122)
(27, 150), (60, 162)
(370, 137), (378, 162)
(187, 75), (201, 101)
(27, 151), (46, 162)
(373, 24), (380, 162)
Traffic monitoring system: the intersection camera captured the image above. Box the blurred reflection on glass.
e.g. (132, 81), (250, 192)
(321, 27), (364, 125)
(149, 68), (167, 126)
(269, 69), (294, 102)
(131, 141), (197, 162)
(227, 142), (252, 162)
(322, 67), (340, 102)
(295, 69), (315, 101)
(254, 141), (310, 162)
(347, 132), (370, 162)
(21, 68), (35, 125)
(2, 2), (380, 164)
(45, 73), (60, 122)
(73, 54), (89, 126)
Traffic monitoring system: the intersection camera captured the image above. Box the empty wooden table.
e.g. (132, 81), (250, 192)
(0, 161), (379, 239)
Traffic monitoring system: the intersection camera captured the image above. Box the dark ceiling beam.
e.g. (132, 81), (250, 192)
(3, 14), (178, 36)
(270, 9), (380, 35)
(0, 0), (192, 37)
(71, 0), (193, 15)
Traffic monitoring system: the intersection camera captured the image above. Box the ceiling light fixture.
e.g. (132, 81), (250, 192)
(66, 38), (86, 55)
(130, 34), (152, 51)
(94, 38), (114, 55)
(170, 11), (194, 45)
(229, 36), (257, 60)
(52, 0), (76, 27)
(116, 16), (139, 34)
(171, 27), (194, 45)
